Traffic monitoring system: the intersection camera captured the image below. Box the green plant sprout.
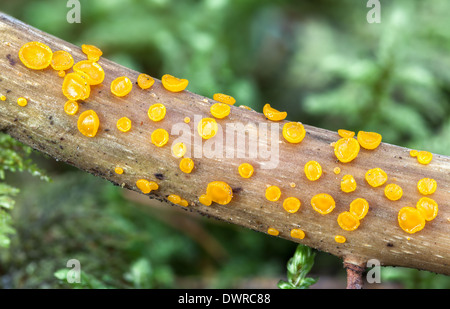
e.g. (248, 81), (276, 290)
(278, 244), (318, 289)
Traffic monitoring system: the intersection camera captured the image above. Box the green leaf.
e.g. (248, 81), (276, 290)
(278, 244), (318, 289)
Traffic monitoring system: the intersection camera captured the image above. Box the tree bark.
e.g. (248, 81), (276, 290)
(0, 12), (449, 277)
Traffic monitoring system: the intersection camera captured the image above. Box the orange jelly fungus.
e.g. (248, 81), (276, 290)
(384, 183), (403, 201)
(416, 197), (438, 221)
(136, 179), (158, 194)
(50, 50), (74, 71)
(267, 227), (280, 236)
(334, 137), (360, 163)
(73, 60), (105, 85)
(147, 103), (166, 122)
(282, 122), (306, 144)
(197, 118), (218, 139)
(172, 142), (187, 158)
(409, 150), (418, 157)
(19, 41), (53, 70)
(114, 167), (124, 175)
(265, 185), (281, 202)
(357, 131), (382, 150)
(210, 103), (231, 119)
(81, 44), (103, 62)
(116, 117), (132, 132)
(168, 194), (182, 204)
(290, 228), (305, 239)
(334, 235), (346, 243)
(17, 97), (27, 107)
(64, 100), (79, 115)
(398, 207), (426, 234)
(62, 72), (91, 101)
(58, 70), (66, 77)
(179, 199), (189, 207)
(179, 157), (194, 174)
(341, 175), (357, 193)
(238, 163), (254, 178)
(161, 74), (188, 92)
(77, 110), (100, 137)
(213, 93), (236, 105)
(111, 76), (133, 97)
(199, 194), (212, 206)
(151, 128), (169, 147)
(417, 178), (437, 195)
(206, 181), (233, 205)
(263, 103), (287, 121)
(417, 151), (433, 165)
(283, 197), (301, 214)
(337, 211), (360, 231)
(304, 161), (322, 181)
(365, 168), (387, 187)
(333, 167), (341, 175)
(311, 193), (335, 215)
(338, 129), (355, 138)
(349, 198), (369, 220)
(137, 73), (155, 89)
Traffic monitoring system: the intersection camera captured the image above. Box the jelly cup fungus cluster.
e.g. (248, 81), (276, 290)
(15, 41), (440, 245)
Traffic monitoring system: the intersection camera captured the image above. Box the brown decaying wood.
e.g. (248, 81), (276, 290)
(0, 13), (449, 277)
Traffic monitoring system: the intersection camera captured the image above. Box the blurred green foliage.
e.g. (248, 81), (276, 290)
(0, 0), (449, 288)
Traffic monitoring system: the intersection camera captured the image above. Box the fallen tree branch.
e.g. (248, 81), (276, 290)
(0, 12), (449, 277)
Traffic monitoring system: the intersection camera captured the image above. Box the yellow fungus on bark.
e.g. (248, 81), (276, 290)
(197, 117), (218, 139)
(172, 142), (187, 158)
(179, 199), (189, 207)
(267, 227), (279, 236)
(409, 150), (418, 157)
(64, 100), (79, 115)
(116, 117), (132, 132)
(333, 167), (341, 175)
(417, 178), (437, 195)
(210, 103), (231, 119)
(62, 72), (91, 101)
(77, 110), (100, 137)
(168, 194), (182, 204)
(179, 157), (194, 173)
(311, 193), (335, 215)
(349, 198), (369, 220)
(338, 129), (355, 138)
(282, 122), (306, 144)
(73, 60), (105, 85)
(199, 194), (212, 206)
(341, 175), (357, 193)
(239, 105), (252, 110)
(357, 131), (382, 150)
(304, 160), (322, 181)
(147, 103), (166, 122)
(0, 95), (6, 101)
(213, 93), (236, 105)
(384, 183), (403, 201)
(114, 167), (124, 175)
(265, 185), (281, 202)
(18, 41), (53, 70)
(365, 168), (387, 187)
(161, 74), (188, 92)
(290, 228), (305, 239)
(136, 179), (158, 194)
(81, 44), (103, 62)
(417, 151), (433, 165)
(398, 207), (426, 234)
(151, 128), (169, 147)
(137, 73), (155, 89)
(334, 235), (346, 243)
(334, 137), (360, 163)
(206, 181), (233, 205)
(111, 76), (133, 97)
(337, 211), (360, 231)
(263, 103), (287, 121)
(184, 117), (190, 124)
(416, 197), (438, 221)
(58, 70), (66, 77)
(283, 197), (301, 214)
(17, 97), (27, 107)
(50, 50), (74, 71)
(238, 163), (254, 178)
